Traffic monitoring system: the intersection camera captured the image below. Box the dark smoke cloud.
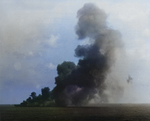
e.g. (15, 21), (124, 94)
(76, 3), (107, 39)
(52, 3), (123, 106)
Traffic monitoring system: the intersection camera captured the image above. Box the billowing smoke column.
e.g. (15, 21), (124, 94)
(52, 3), (123, 106)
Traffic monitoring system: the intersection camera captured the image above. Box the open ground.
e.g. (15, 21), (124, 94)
(1, 104), (150, 121)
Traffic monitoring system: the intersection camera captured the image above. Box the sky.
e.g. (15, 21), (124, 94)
(0, 0), (150, 104)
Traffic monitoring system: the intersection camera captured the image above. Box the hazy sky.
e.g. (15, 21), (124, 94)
(1, 0), (150, 104)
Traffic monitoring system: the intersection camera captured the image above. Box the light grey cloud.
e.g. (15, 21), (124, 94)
(0, 1), (68, 95)
(46, 63), (57, 70)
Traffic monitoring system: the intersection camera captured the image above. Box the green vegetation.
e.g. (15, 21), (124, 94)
(19, 87), (56, 107)
(19, 61), (76, 107)
(2, 104), (150, 121)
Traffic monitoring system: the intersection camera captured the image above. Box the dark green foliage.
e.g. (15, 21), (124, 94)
(20, 100), (27, 106)
(19, 61), (76, 107)
(26, 97), (32, 102)
(19, 87), (56, 107)
(30, 92), (36, 99)
(41, 87), (50, 99)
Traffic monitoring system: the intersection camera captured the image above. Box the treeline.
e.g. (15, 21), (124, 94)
(19, 87), (56, 107)
(18, 61), (76, 107)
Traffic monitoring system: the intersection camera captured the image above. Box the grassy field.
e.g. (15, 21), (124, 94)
(1, 104), (150, 121)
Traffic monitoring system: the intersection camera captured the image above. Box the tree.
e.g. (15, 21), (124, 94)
(19, 87), (55, 107)
(26, 97), (32, 102)
(30, 92), (36, 99)
(41, 87), (50, 99)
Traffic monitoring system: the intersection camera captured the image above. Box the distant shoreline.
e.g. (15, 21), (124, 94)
(1, 103), (150, 108)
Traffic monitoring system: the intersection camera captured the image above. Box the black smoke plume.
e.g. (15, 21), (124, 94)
(52, 3), (123, 106)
